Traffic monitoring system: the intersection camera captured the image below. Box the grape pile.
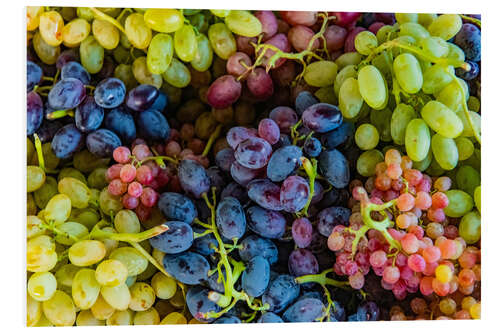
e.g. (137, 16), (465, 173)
(26, 7), (481, 326)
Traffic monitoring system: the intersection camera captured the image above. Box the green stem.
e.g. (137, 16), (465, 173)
(33, 133), (44, 172)
(90, 7), (126, 33)
(299, 157), (317, 217)
(90, 223), (169, 243)
(450, 73), (481, 144)
(41, 222), (80, 242)
(202, 124), (223, 157)
(139, 155), (179, 166)
(46, 109), (74, 120)
(295, 269), (350, 289)
(460, 15), (481, 28)
(129, 241), (171, 277)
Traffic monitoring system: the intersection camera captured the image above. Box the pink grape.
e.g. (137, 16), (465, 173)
(236, 35), (257, 56)
(324, 24), (347, 51)
(165, 141), (181, 157)
(120, 164), (136, 183)
(369, 250), (387, 268)
(258, 33), (291, 69)
(255, 11), (278, 41)
(247, 68), (274, 101)
(415, 191), (432, 210)
(127, 181), (143, 198)
(113, 146), (131, 164)
(140, 187), (158, 207)
(401, 233), (419, 253)
(108, 179), (127, 196)
(288, 25), (319, 52)
(226, 52), (252, 79)
(332, 12), (361, 27)
(383, 266), (400, 284)
(269, 106), (298, 133)
(349, 271), (365, 289)
(106, 164), (123, 181)
(368, 22), (385, 34)
(280, 11), (318, 26)
(122, 193), (139, 209)
(408, 254), (426, 272)
(431, 192), (449, 209)
(207, 75), (242, 109)
(397, 193), (415, 211)
(258, 118), (280, 144)
(132, 144), (152, 161)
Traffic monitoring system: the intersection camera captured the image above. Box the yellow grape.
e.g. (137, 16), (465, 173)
(27, 193), (37, 216)
(101, 283), (131, 311)
(76, 7), (94, 21)
(339, 77), (364, 119)
(125, 13), (153, 49)
(455, 137), (475, 161)
(91, 294), (115, 320)
(225, 10), (262, 37)
(428, 14), (462, 40)
(100, 226), (120, 256)
(109, 247), (148, 276)
(62, 18), (90, 47)
(421, 100), (463, 138)
(76, 310), (105, 326)
(160, 311), (187, 324)
(58, 167), (87, 184)
(80, 36), (104, 74)
(27, 294), (42, 326)
(208, 22), (237, 60)
(146, 33), (174, 74)
(144, 9), (184, 33)
(437, 79), (469, 112)
(106, 309), (133, 325)
(393, 53), (423, 94)
(44, 193), (71, 225)
(129, 282), (156, 311)
(399, 22), (430, 42)
(55, 263), (80, 288)
(99, 187), (123, 216)
(376, 25), (396, 44)
(33, 31), (60, 65)
(419, 36), (449, 58)
(132, 56), (163, 88)
(418, 13), (437, 28)
(395, 13), (418, 24)
(422, 64), (453, 95)
(457, 109), (481, 138)
(114, 209), (140, 233)
(447, 42), (466, 62)
(42, 290), (76, 327)
(304, 61), (338, 87)
(334, 64), (357, 97)
(72, 268), (101, 309)
(150, 272), (176, 300)
(162, 58), (191, 88)
(27, 215), (45, 239)
(27, 165), (46, 192)
(92, 19), (120, 50)
(39, 11), (64, 46)
(405, 119), (431, 162)
(28, 271), (57, 302)
(210, 9), (231, 18)
(134, 307), (160, 325)
(174, 24), (198, 62)
(191, 33), (213, 72)
(95, 259), (129, 287)
(58, 177), (91, 209)
(69, 208), (100, 230)
(27, 6), (44, 31)
(358, 65), (387, 110)
(68, 240), (106, 267)
(431, 133), (459, 170)
(354, 31), (378, 55)
(335, 52), (363, 69)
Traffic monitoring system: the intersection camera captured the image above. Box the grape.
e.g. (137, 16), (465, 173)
(241, 256), (271, 297)
(454, 23), (481, 61)
(208, 22), (237, 60)
(163, 252), (209, 285)
(173, 24), (197, 62)
(68, 240), (106, 267)
(58, 177), (91, 208)
(161, 58), (190, 88)
(393, 53), (423, 94)
(318, 149), (350, 188)
(72, 268), (100, 310)
(42, 290), (76, 326)
(27, 91), (44, 135)
(28, 271), (57, 301)
(215, 148), (235, 172)
(92, 19), (119, 50)
(262, 274), (300, 313)
(247, 179), (282, 211)
(136, 109), (170, 142)
(74, 96), (104, 133)
(283, 298), (325, 322)
(338, 77), (364, 119)
(27, 61), (43, 92)
(126, 84), (159, 112)
(405, 119), (431, 162)
(317, 207), (351, 236)
(157, 192), (197, 224)
(214, 316), (242, 324)
(149, 221), (193, 254)
(39, 11), (64, 46)
(304, 61), (338, 88)
(226, 52), (252, 79)
(191, 229), (217, 256)
(103, 107), (136, 145)
(33, 31), (60, 65)
(100, 284), (131, 312)
(186, 286), (221, 323)
(428, 14), (462, 40)
(280, 11), (317, 26)
(255, 11), (278, 40)
(431, 134), (459, 170)
(51, 124), (85, 159)
(349, 301), (380, 321)
(421, 101), (463, 138)
(86, 129), (121, 158)
(247, 205), (286, 239)
(178, 159), (210, 198)
(266, 145), (302, 182)
(288, 248), (319, 277)
(288, 25), (318, 52)
(400, 22), (430, 41)
(79, 36), (104, 74)
(191, 33), (213, 72)
(245, 67), (273, 100)
(124, 13), (152, 49)
(128, 282), (155, 311)
(459, 211), (481, 244)
(206, 75), (242, 109)
(444, 190), (474, 218)
(355, 123), (379, 150)
(358, 65), (387, 110)
(95, 260), (128, 287)
(280, 175), (310, 213)
(239, 235), (278, 265)
(291, 218), (313, 248)
(355, 31), (378, 55)
(457, 61), (479, 81)
(143, 9), (184, 33)
(422, 64), (454, 95)
(295, 91), (318, 116)
(230, 161), (262, 186)
(302, 136), (321, 157)
(258, 312), (284, 323)
(302, 103), (343, 133)
(93, 78), (126, 109)
(145, 33), (174, 75)
(235, 137), (272, 169)
(456, 165), (480, 196)
(216, 196), (247, 239)
(109, 247), (147, 276)
(225, 10), (262, 37)
(48, 78), (86, 110)
(321, 121), (354, 150)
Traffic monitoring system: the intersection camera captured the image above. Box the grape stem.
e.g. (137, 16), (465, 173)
(138, 155), (179, 166)
(460, 15), (481, 28)
(33, 133), (45, 172)
(89, 223), (169, 243)
(129, 241), (172, 278)
(46, 109), (74, 120)
(298, 157), (317, 217)
(90, 7), (126, 33)
(202, 124), (223, 157)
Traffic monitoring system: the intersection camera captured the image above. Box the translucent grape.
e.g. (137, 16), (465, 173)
(356, 149), (384, 177)
(174, 24), (197, 62)
(79, 36), (104, 74)
(304, 61), (338, 87)
(428, 14), (462, 40)
(405, 119), (431, 162)
(338, 77), (364, 119)
(422, 64), (453, 94)
(208, 22), (237, 60)
(354, 31), (378, 55)
(444, 190), (474, 218)
(124, 13), (152, 49)
(358, 65), (387, 110)
(191, 33), (213, 72)
(225, 10), (262, 37)
(133, 56), (163, 88)
(27, 6), (44, 31)
(393, 53), (423, 94)
(101, 283), (131, 311)
(72, 268), (100, 309)
(92, 19), (119, 50)
(69, 240), (106, 267)
(42, 290), (76, 326)
(431, 134), (459, 170)
(355, 123), (379, 150)
(95, 259), (128, 287)
(39, 11), (64, 46)
(421, 101), (463, 138)
(28, 272), (57, 302)
(109, 247), (148, 276)
(459, 211), (481, 244)
(399, 22), (430, 41)
(129, 282), (156, 311)
(144, 9), (184, 33)
(62, 18), (90, 47)
(33, 31), (60, 65)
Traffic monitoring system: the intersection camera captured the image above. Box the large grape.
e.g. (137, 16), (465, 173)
(48, 78), (86, 110)
(136, 109), (170, 142)
(405, 119), (431, 162)
(247, 179), (282, 211)
(301, 103), (343, 133)
(86, 129), (122, 158)
(163, 252), (209, 285)
(27, 91), (44, 135)
(206, 75), (242, 109)
(393, 53), (423, 94)
(247, 206), (286, 239)
(191, 230), (217, 256)
(51, 124), (85, 159)
(178, 159), (210, 198)
(454, 23), (481, 61)
(149, 221), (193, 254)
(230, 161), (263, 186)
(318, 149), (350, 188)
(186, 286), (221, 323)
(357, 65), (387, 110)
(74, 96), (104, 133)
(157, 192), (197, 224)
(215, 196), (246, 239)
(282, 298), (325, 322)
(226, 127), (258, 149)
(94, 78), (126, 109)
(103, 107), (136, 145)
(234, 137), (272, 169)
(257, 312), (284, 323)
(431, 133), (458, 170)
(280, 176), (310, 213)
(262, 274), (300, 313)
(321, 122), (354, 149)
(239, 235), (278, 265)
(421, 100), (463, 138)
(241, 256), (270, 297)
(266, 145), (302, 182)
(269, 106), (298, 133)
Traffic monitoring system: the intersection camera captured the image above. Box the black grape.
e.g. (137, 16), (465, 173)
(104, 107), (137, 145)
(321, 122), (354, 150)
(257, 312), (284, 323)
(348, 301), (380, 321)
(163, 252), (210, 285)
(262, 274), (300, 313)
(148, 90), (168, 113)
(246, 206), (286, 239)
(60, 61), (91, 85)
(303, 136), (322, 157)
(215, 196), (247, 240)
(329, 301), (346, 321)
(74, 96), (104, 133)
(192, 231), (217, 256)
(157, 192), (197, 224)
(207, 266), (226, 293)
(288, 249), (319, 277)
(214, 316), (242, 324)
(215, 148), (236, 172)
(136, 109), (170, 142)
(206, 166), (228, 191)
(94, 77), (126, 108)
(318, 149), (350, 189)
(247, 179), (282, 211)
(220, 182), (248, 203)
(178, 159), (211, 198)
(51, 124), (85, 159)
(186, 286), (221, 323)
(85, 128), (122, 157)
(266, 145), (302, 182)
(317, 206), (351, 237)
(295, 91), (319, 116)
(27, 61), (42, 92)
(239, 235), (278, 265)
(282, 298), (325, 322)
(126, 84), (159, 112)
(454, 23), (481, 62)
(27, 91), (43, 135)
(149, 221), (193, 254)
(56, 49), (79, 69)
(36, 120), (64, 143)
(241, 255), (270, 297)
(48, 78), (86, 110)
(301, 103), (342, 133)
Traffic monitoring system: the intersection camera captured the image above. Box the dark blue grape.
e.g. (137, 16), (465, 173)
(56, 49), (79, 69)
(239, 235), (278, 265)
(241, 255), (270, 297)
(186, 286), (221, 323)
(192, 232), (217, 256)
(220, 182), (248, 203)
(60, 61), (90, 85)
(163, 252), (210, 285)
(148, 90), (168, 113)
(149, 221), (193, 254)
(48, 78), (86, 110)
(318, 187), (340, 208)
(136, 109), (170, 142)
(178, 159), (210, 198)
(329, 301), (346, 321)
(321, 121), (354, 149)
(301, 103), (342, 133)
(288, 249), (319, 277)
(157, 192), (197, 224)
(262, 274), (300, 313)
(257, 312), (284, 323)
(246, 206), (286, 239)
(266, 145), (302, 182)
(282, 298), (325, 322)
(126, 84), (159, 112)
(216, 196), (246, 239)
(27, 91), (44, 135)
(272, 133), (292, 150)
(207, 266), (226, 293)
(207, 166), (227, 191)
(454, 23), (481, 62)
(311, 180), (324, 204)
(280, 175), (310, 213)
(456, 61), (479, 81)
(27, 61), (42, 92)
(247, 179), (282, 211)
(104, 107), (137, 145)
(214, 316), (241, 324)
(36, 120), (64, 143)
(74, 96), (104, 133)
(295, 91), (319, 116)
(215, 148), (235, 172)
(85, 128), (121, 157)
(303, 137), (322, 157)
(317, 206), (351, 236)
(94, 78), (126, 108)
(51, 124), (85, 159)
(318, 149), (350, 189)
(348, 301), (380, 321)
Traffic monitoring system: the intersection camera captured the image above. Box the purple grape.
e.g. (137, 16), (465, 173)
(126, 84), (159, 112)
(235, 137), (272, 169)
(456, 61), (479, 81)
(454, 23), (481, 62)
(239, 235), (278, 265)
(27, 91), (43, 135)
(288, 248), (319, 277)
(247, 205), (286, 239)
(247, 67), (274, 100)
(280, 175), (310, 213)
(94, 77), (126, 108)
(282, 298), (325, 322)
(178, 159), (210, 198)
(216, 196), (247, 239)
(104, 107), (136, 145)
(85, 128), (122, 158)
(310, 180), (324, 204)
(230, 161), (263, 186)
(56, 49), (79, 69)
(48, 78), (86, 110)
(317, 206), (351, 237)
(257, 312), (284, 323)
(291, 218), (313, 248)
(149, 221), (193, 254)
(302, 103), (342, 133)
(266, 145), (302, 182)
(220, 181), (249, 202)
(242, 255), (271, 297)
(374, 13), (395, 24)
(207, 74), (242, 109)
(269, 106), (298, 133)
(295, 91), (318, 116)
(247, 179), (282, 211)
(163, 252), (209, 285)
(186, 286), (221, 323)
(226, 126), (258, 150)
(27, 61), (42, 92)
(348, 301), (380, 321)
(74, 96), (104, 133)
(158, 192), (197, 224)
(215, 148), (236, 172)
(51, 124), (85, 159)
(318, 149), (350, 189)
(258, 118), (280, 145)
(262, 274), (300, 313)
(303, 136), (322, 157)
(206, 166), (227, 191)
(255, 11), (278, 41)
(60, 61), (90, 85)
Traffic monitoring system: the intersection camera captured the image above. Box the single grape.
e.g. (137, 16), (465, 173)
(318, 149), (350, 188)
(94, 78), (126, 109)
(269, 106), (298, 133)
(125, 84), (159, 112)
(157, 192), (197, 224)
(149, 221), (193, 254)
(288, 248), (319, 277)
(247, 205), (286, 239)
(317, 206), (351, 237)
(186, 286), (221, 323)
(266, 145), (302, 182)
(239, 235), (278, 265)
(61, 61), (91, 85)
(51, 124), (85, 159)
(241, 256), (271, 297)
(163, 252), (209, 285)
(215, 196), (247, 239)
(262, 274), (300, 313)
(27, 61), (43, 92)
(86, 129), (122, 158)
(74, 96), (104, 133)
(27, 91), (44, 135)
(136, 109), (171, 142)
(103, 107), (137, 145)
(234, 137), (272, 169)
(282, 298), (325, 322)
(280, 175), (310, 213)
(48, 78), (86, 110)
(247, 179), (282, 211)
(178, 159), (210, 198)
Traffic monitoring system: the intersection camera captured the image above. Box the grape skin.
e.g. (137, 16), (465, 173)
(247, 179), (282, 211)
(282, 298), (325, 322)
(149, 221), (193, 254)
(247, 205), (286, 239)
(266, 145), (302, 182)
(262, 274), (300, 313)
(157, 192), (197, 224)
(162, 252), (210, 285)
(241, 255), (270, 297)
(215, 196), (247, 239)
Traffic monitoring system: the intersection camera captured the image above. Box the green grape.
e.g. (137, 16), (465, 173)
(393, 53), (423, 94)
(109, 247), (148, 276)
(143, 9), (184, 33)
(28, 193), (37, 216)
(413, 148), (433, 171)
(106, 309), (133, 325)
(73, 150), (110, 173)
(371, 51), (392, 77)
(101, 284), (131, 311)
(113, 46), (132, 64)
(28, 271), (57, 301)
(151, 272), (176, 300)
(76, 7), (93, 21)
(134, 307), (160, 325)
(114, 64), (138, 90)
(27, 215), (45, 239)
(399, 22), (430, 42)
(459, 211), (481, 244)
(418, 13), (437, 28)
(339, 77), (364, 119)
(467, 96), (480, 112)
(369, 108), (392, 142)
(335, 52), (363, 69)
(96, 259), (129, 287)
(444, 190), (474, 218)
(428, 14), (462, 40)
(392, 35), (417, 57)
(33, 31), (60, 65)
(183, 9), (201, 16)
(27, 166), (46, 192)
(474, 186), (481, 213)
(358, 65), (387, 110)
(39, 11), (64, 46)
(447, 42), (465, 62)
(27, 138), (35, 162)
(76, 310), (105, 326)
(132, 56), (163, 88)
(55, 222), (89, 246)
(421, 100), (463, 138)
(58, 177), (91, 209)
(376, 25), (396, 44)
(355, 124), (379, 150)
(354, 31), (378, 55)
(422, 64), (453, 94)
(457, 109), (481, 138)
(100, 226), (119, 256)
(99, 187), (123, 216)
(455, 137), (475, 161)
(431, 133), (459, 170)
(162, 58), (191, 88)
(57, 168), (86, 184)
(30, 142), (60, 170)
(27, 235), (57, 273)
(34, 176), (58, 209)
(44, 193), (71, 225)
(91, 294), (115, 320)
(390, 103), (416, 145)
(92, 19), (120, 50)
(189, 12), (209, 34)
(34, 313), (53, 327)
(68, 240), (106, 267)
(314, 86), (338, 105)
(195, 112), (219, 140)
(42, 290), (76, 326)
(304, 61), (338, 87)
(334, 64), (357, 97)
(210, 9), (230, 17)
(114, 209), (141, 234)
(419, 59), (432, 73)
(357, 149), (384, 177)
(129, 282), (156, 311)
(191, 33), (213, 72)
(27, 294), (42, 327)
(80, 35), (104, 74)
(124, 13), (152, 49)
(55, 264), (80, 288)
(72, 268), (101, 309)
(395, 13), (419, 24)
(456, 165), (480, 197)
(225, 10), (262, 37)
(146, 33), (174, 75)
(208, 22), (237, 60)
(439, 78), (469, 110)
(69, 208), (100, 230)
(405, 119), (431, 162)
(62, 18), (90, 47)
(419, 36), (449, 58)
(88, 168), (108, 190)
(174, 24), (198, 62)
